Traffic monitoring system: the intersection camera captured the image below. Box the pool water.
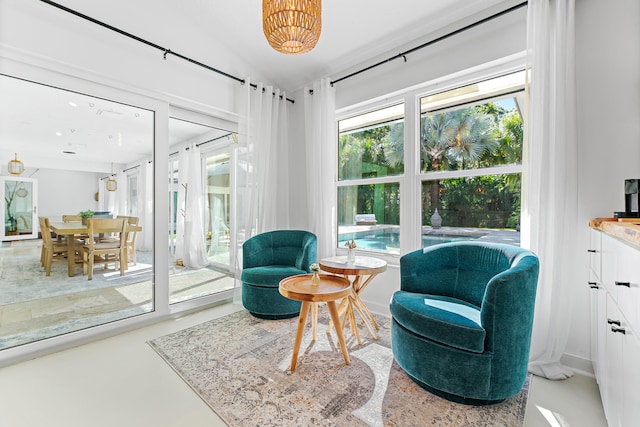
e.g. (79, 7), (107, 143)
(338, 229), (480, 254)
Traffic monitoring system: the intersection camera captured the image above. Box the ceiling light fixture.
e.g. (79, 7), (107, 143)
(262, 0), (321, 55)
(106, 163), (118, 192)
(7, 153), (24, 175)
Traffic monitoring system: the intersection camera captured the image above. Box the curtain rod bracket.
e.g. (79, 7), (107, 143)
(163, 49), (171, 60)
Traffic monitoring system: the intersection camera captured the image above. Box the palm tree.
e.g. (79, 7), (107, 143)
(420, 107), (498, 212)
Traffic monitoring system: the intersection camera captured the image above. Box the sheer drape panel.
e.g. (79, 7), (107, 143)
(175, 149), (187, 262)
(234, 77), (291, 299)
(137, 161), (153, 252)
(115, 172), (128, 216)
(183, 145), (209, 268)
(304, 78), (336, 260)
(174, 146), (209, 268)
(522, 0), (577, 380)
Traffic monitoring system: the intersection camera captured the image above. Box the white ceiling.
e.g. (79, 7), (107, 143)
(0, 0), (520, 175)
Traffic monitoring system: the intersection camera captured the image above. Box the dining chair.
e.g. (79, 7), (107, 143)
(81, 218), (127, 280)
(40, 217), (82, 276)
(117, 215), (139, 266)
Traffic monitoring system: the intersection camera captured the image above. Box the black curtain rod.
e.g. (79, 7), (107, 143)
(328, 1), (528, 88)
(39, 0), (295, 104)
(169, 132), (233, 156)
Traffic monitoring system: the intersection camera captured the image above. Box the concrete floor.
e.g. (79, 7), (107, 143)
(0, 302), (608, 427)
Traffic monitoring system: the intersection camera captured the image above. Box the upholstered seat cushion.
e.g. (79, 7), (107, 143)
(390, 291), (485, 353)
(241, 266), (307, 287)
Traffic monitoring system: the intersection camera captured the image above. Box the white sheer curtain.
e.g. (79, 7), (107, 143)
(522, 0), (577, 380)
(175, 145), (209, 269)
(303, 78), (337, 260)
(115, 172), (128, 216)
(236, 78), (290, 239)
(234, 78), (290, 297)
(136, 161), (153, 252)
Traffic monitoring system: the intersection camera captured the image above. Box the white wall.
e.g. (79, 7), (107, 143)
(35, 168), (102, 223)
(570, 0), (640, 372)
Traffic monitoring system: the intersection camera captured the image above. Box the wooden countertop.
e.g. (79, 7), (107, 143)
(589, 217), (640, 247)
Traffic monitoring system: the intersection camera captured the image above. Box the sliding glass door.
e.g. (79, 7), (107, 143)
(0, 73), (155, 351)
(167, 117), (235, 305)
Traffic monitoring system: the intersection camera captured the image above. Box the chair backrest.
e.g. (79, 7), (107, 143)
(39, 217), (53, 247)
(86, 218), (127, 250)
(400, 241), (535, 307)
(117, 215), (139, 242)
(242, 230), (317, 271)
(63, 215), (82, 222)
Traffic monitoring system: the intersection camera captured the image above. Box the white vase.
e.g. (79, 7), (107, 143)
(431, 208), (442, 229)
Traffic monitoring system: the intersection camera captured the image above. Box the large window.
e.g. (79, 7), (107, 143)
(336, 70), (525, 256)
(337, 105), (404, 255)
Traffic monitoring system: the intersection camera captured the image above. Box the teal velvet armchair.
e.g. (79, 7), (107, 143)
(390, 241), (539, 405)
(241, 230), (317, 319)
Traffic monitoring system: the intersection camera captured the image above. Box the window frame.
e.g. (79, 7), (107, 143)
(335, 55), (528, 263)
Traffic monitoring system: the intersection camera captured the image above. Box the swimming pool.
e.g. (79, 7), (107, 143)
(338, 228), (482, 254)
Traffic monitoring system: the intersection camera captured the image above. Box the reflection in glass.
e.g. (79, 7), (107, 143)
(338, 104), (404, 181)
(337, 183), (400, 255)
(0, 74), (155, 350)
(168, 118), (235, 304)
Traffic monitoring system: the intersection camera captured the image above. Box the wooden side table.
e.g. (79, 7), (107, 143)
(319, 256), (387, 344)
(279, 273), (352, 372)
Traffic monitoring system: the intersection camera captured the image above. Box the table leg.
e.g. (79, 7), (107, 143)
(311, 302), (318, 341)
(326, 297), (348, 334)
(347, 297), (362, 344)
(350, 294), (378, 340)
(290, 301), (311, 372)
(354, 274), (380, 330)
(327, 300), (350, 366)
(66, 233), (75, 277)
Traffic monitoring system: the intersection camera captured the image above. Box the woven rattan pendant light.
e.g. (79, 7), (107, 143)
(263, 0), (321, 55)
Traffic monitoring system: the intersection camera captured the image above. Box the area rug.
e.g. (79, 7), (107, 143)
(148, 309), (529, 426)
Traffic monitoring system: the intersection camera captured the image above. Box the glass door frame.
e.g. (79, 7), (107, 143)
(1, 176), (38, 241)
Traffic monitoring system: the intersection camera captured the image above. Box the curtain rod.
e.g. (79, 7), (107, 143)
(39, 0), (295, 104)
(169, 132), (234, 156)
(328, 1), (528, 88)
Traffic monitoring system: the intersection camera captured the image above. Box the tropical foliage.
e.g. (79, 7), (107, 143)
(337, 99), (523, 230)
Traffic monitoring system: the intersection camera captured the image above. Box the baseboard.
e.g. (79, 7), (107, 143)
(561, 353), (595, 378)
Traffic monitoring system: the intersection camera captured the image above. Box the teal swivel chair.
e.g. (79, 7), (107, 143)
(241, 230), (317, 319)
(390, 241), (539, 405)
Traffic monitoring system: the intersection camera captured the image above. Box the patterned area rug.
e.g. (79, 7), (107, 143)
(148, 310), (528, 426)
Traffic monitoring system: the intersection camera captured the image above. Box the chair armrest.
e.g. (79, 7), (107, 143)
(480, 254), (539, 352)
(296, 233), (317, 272)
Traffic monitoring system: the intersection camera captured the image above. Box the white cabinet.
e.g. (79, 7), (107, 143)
(589, 229), (640, 427)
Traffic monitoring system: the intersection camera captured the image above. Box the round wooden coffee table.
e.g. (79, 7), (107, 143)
(279, 273), (352, 372)
(319, 256), (387, 343)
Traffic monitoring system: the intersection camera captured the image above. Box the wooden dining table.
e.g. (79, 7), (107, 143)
(49, 221), (142, 277)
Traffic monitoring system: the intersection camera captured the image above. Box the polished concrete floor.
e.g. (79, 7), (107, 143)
(0, 302), (608, 427)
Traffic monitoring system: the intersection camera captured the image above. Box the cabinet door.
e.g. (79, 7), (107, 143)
(601, 234), (619, 300)
(591, 284), (607, 387)
(589, 229), (602, 280)
(615, 241), (640, 337)
(1, 176), (38, 241)
(622, 329), (640, 427)
(604, 294), (624, 427)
